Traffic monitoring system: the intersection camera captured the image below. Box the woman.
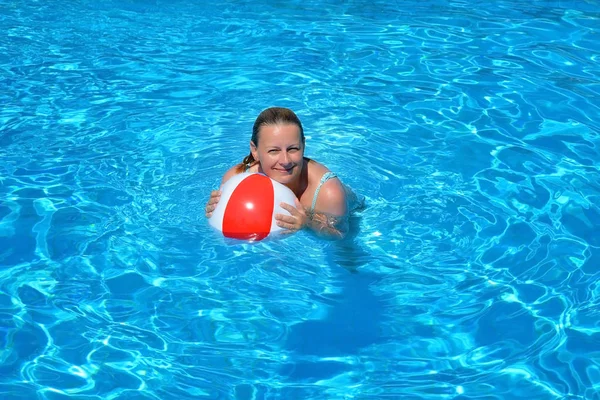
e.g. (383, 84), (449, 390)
(205, 107), (350, 239)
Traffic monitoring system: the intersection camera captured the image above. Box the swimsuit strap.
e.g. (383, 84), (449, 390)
(311, 172), (338, 211)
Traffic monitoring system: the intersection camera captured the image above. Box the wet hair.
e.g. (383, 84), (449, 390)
(237, 107), (305, 172)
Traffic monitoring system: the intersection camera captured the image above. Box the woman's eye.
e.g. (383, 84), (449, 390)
(268, 149), (279, 153)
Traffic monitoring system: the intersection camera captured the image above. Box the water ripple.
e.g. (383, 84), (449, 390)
(1, 0), (600, 398)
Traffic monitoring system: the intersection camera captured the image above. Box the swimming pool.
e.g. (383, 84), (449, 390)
(1, 0), (599, 398)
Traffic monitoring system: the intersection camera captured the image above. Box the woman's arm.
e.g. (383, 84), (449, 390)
(307, 178), (349, 239)
(276, 178), (348, 239)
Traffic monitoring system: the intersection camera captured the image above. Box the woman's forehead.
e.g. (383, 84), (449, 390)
(259, 124), (302, 144)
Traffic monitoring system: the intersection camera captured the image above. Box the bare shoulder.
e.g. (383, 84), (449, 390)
(307, 160), (347, 216)
(316, 180), (347, 212)
(221, 164), (243, 185)
(221, 162), (259, 186)
(306, 158), (331, 181)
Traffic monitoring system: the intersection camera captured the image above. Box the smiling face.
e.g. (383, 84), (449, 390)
(250, 123), (305, 185)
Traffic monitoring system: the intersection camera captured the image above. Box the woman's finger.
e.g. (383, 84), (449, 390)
(208, 191), (221, 203)
(279, 202), (298, 215)
(276, 219), (296, 231)
(294, 198), (306, 215)
(205, 190), (221, 219)
(275, 213), (295, 223)
(275, 200), (307, 232)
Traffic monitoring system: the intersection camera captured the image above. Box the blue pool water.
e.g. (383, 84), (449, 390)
(1, 0), (600, 398)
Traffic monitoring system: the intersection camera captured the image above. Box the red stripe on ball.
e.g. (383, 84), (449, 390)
(222, 174), (275, 241)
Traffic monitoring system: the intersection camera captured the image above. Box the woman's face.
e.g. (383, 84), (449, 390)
(251, 123), (305, 185)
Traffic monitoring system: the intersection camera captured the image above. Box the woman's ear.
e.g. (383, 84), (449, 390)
(250, 140), (258, 161)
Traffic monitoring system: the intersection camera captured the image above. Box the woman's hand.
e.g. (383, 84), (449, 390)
(275, 198), (308, 234)
(205, 190), (221, 218)
(308, 212), (347, 240)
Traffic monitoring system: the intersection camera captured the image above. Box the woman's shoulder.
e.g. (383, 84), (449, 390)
(306, 158), (334, 181)
(305, 159), (347, 214)
(221, 163), (254, 185)
(306, 159), (343, 191)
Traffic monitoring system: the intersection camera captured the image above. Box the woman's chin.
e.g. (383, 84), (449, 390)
(268, 171), (295, 184)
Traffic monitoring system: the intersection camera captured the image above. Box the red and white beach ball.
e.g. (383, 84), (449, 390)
(208, 172), (297, 241)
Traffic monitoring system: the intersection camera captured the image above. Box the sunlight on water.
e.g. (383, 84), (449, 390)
(1, 0), (599, 399)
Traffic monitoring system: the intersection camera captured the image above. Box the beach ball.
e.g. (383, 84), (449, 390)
(208, 172), (297, 241)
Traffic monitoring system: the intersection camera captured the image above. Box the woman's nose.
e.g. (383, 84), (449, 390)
(279, 152), (291, 164)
